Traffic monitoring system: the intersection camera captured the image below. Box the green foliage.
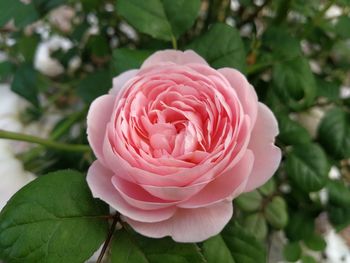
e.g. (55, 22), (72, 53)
(111, 229), (205, 263)
(286, 143), (330, 192)
(0, 170), (109, 263)
(1, 0), (350, 261)
(188, 23), (247, 73)
(116, 0), (200, 41)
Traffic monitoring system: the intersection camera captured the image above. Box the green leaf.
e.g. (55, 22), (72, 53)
(286, 143), (329, 192)
(221, 221), (267, 263)
(283, 242), (301, 262)
(277, 113), (311, 146)
(111, 229), (205, 263)
(0, 0), (38, 28)
(202, 235), (235, 263)
(301, 255), (317, 263)
(116, 0), (200, 40)
(318, 107), (350, 159)
(11, 64), (40, 107)
(264, 196), (288, 229)
(258, 179), (276, 197)
(316, 78), (340, 101)
(235, 190), (262, 212)
(328, 205), (350, 231)
(273, 56), (316, 111)
(16, 34), (41, 62)
(111, 48), (154, 75)
(286, 212), (314, 241)
(304, 234), (326, 251)
(334, 16), (350, 39)
(243, 213), (268, 240)
(187, 23), (247, 73)
(0, 170), (109, 263)
(262, 26), (301, 60)
(327, 180), (350, 207)
(0, 61), (14, 81)
(77, 70), (112, 103)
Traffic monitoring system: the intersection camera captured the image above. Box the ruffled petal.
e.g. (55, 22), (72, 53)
(125, 201), (233, 243)
(109, 69), (138, 96)
(87, 95), (115, 162)
(141, 50), (208, 69)
(218, 68), (258, 126)
(245, 103), (281, 192)
(87, 161), (177, 222)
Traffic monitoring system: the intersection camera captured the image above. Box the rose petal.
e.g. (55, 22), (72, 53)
(141, 50), (208, 69)
(244, 103), (282, 192)
(109, 69), (138, 96)
(87, 95), (115, 162)
(179, 150), (254, 208)
(218, 68), (258, 126)
(87, 161), (177, 222)
(125, 201), (233, 243)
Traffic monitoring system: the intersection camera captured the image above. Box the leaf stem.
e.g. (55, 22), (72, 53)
(0, 129), (91, 153)
(96, 212), (120, 263)
(171, 35), (178, 49)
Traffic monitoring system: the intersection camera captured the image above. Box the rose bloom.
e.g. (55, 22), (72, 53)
(87, 50), (281, 242)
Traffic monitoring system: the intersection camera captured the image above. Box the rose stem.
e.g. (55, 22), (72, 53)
(0, 129), (91, 152)
(96, 212), (120, 263)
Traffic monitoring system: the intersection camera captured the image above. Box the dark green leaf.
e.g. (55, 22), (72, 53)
(11, 64), (40, 107)
(286, 143), (329, 192)
(327, 180), (350, 207)
(318, 107), (350, 159)
(0, 61), (14, 81)
(328, 205), (350, 231)
(0, 0), (38, 28)
(286, 212), (314, 241)
(304, 234), (326, 251)
(0, 170), (109, 263)
(283, 242), (301, 262)
(111, 229), (205, 263)
(116, 0), (200, 40)
(187, 23), (247, 73)
(221, 221), (267, 263)
(264, 196), (288, 229)
(202, 235), (235, 263)
(273, 56), (316, 111)
(235, 190), (262, 212)
(316, 78), (340, 101)
(111, 48), (154, 75)
(301, 255), (317, 263)
(77, 70), (112, 103)
(334, 16), (350, 39)
(277, 113), (311, 146)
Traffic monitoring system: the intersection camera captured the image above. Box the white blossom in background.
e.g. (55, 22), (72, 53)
(49, 5), (75, 33)
(34, 35), (73, 77)
(325, 230), (350, 263)
(325, 5), (342, 19)
(340, 86), (350, 99)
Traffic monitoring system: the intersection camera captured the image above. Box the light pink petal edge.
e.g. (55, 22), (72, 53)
(125, 201), (233, 243)
(109, 69), (138, 96)
(87, 95), (115, 162)
(218, 67), (258, 126)
(244, 103), (282, 192)
(141, 50), (208, 69)
(87, 161), (177, 223)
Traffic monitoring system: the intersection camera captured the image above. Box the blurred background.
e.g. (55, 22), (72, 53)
(0, 0), (350, 262)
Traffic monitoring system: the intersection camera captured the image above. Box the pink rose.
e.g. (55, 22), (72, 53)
(87, 50), (281, 242)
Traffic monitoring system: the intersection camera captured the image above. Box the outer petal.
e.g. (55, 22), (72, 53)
(109, 69), (138, 96)
(87, 161), (177, 222)
(178, 150), (254, 208)
(218, 68), (258, 126)
(141, 50), (208, 69)
(244, 103), (282, 192)
(87, 95), (115, 162)
(125, 201), (233, 243)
